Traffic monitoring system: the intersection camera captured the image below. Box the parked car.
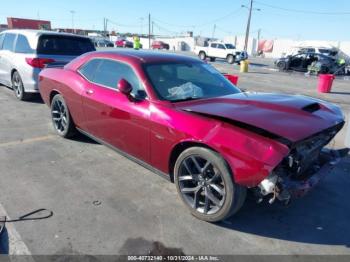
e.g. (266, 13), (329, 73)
(297, 46), (338, 58)
(275, 52), (344, 74)
(0, 30), (95, 100)
(92, 38), (114, 48)
(115, 37), (134, 48)
(39, 50), (345, 222)
(194, 42), (248, 64)
(151, 41), (170, 50)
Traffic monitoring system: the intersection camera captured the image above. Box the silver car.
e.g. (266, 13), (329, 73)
(0, 30), (95, 100)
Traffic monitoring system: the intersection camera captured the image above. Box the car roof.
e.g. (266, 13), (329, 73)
(1, 29), (88, 39)
(89, 50), (201, 64)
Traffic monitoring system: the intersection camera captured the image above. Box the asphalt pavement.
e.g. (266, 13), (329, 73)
(0, 54), (349, 256)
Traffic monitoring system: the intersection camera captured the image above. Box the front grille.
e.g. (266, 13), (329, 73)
(276, 122), (344, 179)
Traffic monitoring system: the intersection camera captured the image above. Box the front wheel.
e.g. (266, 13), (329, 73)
(174, 147), (246, 222)
(276, 61), (286, 71)
(51, 94), (76, 138)
(199, 52), (207, 61)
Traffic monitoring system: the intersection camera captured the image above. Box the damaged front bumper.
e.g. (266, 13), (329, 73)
(257, 148), (349, 204)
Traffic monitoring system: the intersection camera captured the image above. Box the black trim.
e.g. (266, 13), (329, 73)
(291, 121), (345, 149)
(76, 128), (171, 182)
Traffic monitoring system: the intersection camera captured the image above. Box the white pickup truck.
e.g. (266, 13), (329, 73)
(194, 42), (248, 64)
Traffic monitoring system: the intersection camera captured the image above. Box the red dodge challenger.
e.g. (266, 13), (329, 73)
(39, 50), (345, 222)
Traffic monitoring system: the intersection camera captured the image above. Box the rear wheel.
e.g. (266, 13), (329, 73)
(277, 61), (286, 71)
(226, 55), (235, 64)
(12, 71), (31, 101)
(199, 52), (207, 61)
(320, 66), (329, 74)
(174, 147), (246, 222)
(51, 94), (76, 138)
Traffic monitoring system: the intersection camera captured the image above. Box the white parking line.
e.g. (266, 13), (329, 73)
(0, 203), (32, 255)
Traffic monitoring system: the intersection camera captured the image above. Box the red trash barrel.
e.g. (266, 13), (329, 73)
(317, 74), (335, 93)
(224, 74), (239, 85)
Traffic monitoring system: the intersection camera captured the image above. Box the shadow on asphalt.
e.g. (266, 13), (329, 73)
(3, 85), (44, 104)
(331, 92), (350, 96)
(249, 63), (270, 68)
(217, 156), (350, 247)
(70, 132), (99, 145)
(219, 197), (350, 247)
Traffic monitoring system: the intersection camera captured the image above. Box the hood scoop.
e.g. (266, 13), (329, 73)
(302, 103), (321, 113)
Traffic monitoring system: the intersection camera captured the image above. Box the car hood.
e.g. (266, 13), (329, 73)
(176, 92), (344, 143)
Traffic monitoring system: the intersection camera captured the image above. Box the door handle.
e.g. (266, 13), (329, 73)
(86, 89), (94, 95)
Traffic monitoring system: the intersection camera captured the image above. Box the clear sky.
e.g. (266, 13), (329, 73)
(0, 0), (349, 41)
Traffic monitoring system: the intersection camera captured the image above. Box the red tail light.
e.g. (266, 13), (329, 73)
(25, 58), (55, 68)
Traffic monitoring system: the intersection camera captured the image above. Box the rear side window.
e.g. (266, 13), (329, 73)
(211, 43), (217, 48)
(2, 33), (16, 51)
(15, 34), (34, 53)
(78, 59), (102, 81)
(0, 34), (4, 49)
(37, 35), (95, 56)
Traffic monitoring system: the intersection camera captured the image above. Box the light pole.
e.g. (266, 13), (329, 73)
(70, 10), (75, 34)
(242, 0), (260, 51)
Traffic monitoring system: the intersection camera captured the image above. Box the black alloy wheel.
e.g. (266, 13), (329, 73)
(51, 94), (76, 138)
(174, 147), (246, 222)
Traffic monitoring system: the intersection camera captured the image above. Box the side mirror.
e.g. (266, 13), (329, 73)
(117, 79), (132, 95)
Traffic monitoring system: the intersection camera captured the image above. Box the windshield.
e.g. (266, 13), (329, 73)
(225, 44), (235, 49)
(144, 62), (241, 102)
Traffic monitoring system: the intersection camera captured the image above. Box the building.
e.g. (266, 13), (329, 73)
(7, 17), (51, 30)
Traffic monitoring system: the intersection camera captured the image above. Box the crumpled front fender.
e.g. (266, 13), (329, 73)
(203, 123), (290, 187)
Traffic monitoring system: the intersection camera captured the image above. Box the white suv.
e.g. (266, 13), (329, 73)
(194, 42), (248, 64)
(0, 30), (95, 100)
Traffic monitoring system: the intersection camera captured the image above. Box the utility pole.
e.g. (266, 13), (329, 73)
(243, 0), (253, 51)
(242, 0), (261, 52)
(70, 10), (75, 34)
(148, 13), (151, 49)
(212, 24), (216, 39)
(103, 18), (106, 36)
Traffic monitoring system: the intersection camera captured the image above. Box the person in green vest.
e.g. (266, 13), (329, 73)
(338, 58), (346, 66)
(133, 35), (141, 50)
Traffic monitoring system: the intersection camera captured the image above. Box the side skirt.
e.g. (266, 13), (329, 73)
(76, 128), (171, 182)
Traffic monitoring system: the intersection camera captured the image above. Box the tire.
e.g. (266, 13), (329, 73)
(320, 66), (329, 74)
(199, 52), (207, 61)
(12, 71), (32, 101)
(51, 94), (77, 138)
(209, 57), (216, 62)
(174, 147), (246, 222)
(226, 55), (235, 64)
(276, 61), (286, 71)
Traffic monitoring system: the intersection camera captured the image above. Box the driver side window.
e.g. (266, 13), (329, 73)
(80, 58), (146, 98)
